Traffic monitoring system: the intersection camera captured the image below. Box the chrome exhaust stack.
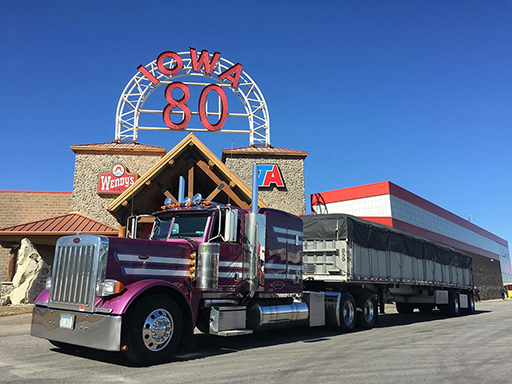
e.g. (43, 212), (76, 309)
(243, 164), (266, 292)
(251, 164), (258, 213)
(178, 176), (185, 203)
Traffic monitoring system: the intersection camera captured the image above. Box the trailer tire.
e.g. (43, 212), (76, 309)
(122, 294), (183, 365)
(338, 293), (357, 332)
(395, 302), (414, 314)
(447, 292), (460, 317)
(355, 292), (377, 329)
(465, 293), (476, 315)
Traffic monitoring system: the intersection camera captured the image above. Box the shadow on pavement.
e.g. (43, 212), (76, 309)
(376, 309), (489, 328)
(50, 327), (342, 367)
(49, 309), (490, 367)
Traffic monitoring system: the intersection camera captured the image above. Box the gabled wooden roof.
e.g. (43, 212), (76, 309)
(0, 213), (118, 247)
(108, 133), (266, 223)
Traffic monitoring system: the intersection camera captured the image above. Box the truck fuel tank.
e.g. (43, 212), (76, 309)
(246, 302), (308, 331)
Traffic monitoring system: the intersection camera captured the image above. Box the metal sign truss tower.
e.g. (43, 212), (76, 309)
(115, 50), (270, 147)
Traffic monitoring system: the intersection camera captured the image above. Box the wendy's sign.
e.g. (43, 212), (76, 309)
(98, 164), (137, 194)
(115, 48), (270, 147)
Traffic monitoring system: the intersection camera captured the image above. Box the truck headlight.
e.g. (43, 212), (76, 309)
(45, 277), (52, 291)
(96, 279), (125, 297)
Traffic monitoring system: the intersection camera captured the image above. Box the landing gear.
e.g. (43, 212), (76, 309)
(418, 304), (435, 313)
(395, 302), (414, 314)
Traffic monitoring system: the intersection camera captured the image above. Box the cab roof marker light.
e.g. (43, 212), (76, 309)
(164, 197), (173, 208)
(192, 193), (203, 205)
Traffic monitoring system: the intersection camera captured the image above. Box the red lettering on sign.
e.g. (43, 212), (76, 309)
(163, 82), (191, 130)
(137, 65), (159, 85)
(98, 164), (137, 194)
(218, 63), (243, 89)
(198, 84), (228, 131)
(189, 47), (220, 74)
(136, 50), (246, 132)
(263, 165), (285, 188)
(157, 51), (183, 76)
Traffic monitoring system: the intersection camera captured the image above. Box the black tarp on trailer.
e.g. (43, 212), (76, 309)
(302, 214), (472, 269)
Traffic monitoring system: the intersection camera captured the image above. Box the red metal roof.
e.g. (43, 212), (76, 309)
(0, 213), (117, 234)
(222, 146), (308, 160)
(0, 191), (71, 194)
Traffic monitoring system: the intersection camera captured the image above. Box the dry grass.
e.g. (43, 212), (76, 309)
(0, 305), (34, 317)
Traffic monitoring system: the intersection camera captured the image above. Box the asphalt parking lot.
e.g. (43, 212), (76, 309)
(0, 300), (511, 384)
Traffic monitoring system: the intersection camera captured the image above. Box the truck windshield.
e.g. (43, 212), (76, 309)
(151, 214), (210, 240)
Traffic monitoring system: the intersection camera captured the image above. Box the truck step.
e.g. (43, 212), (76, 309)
(211, 329), (254, 337)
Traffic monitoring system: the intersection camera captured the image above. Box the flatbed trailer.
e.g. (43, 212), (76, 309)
(302, 214), (475, 326)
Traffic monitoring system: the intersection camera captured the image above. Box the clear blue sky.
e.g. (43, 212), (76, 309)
(1, 1), (511, 243)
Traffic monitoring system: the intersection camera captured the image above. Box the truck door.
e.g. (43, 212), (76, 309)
(210, 210), (243, 293)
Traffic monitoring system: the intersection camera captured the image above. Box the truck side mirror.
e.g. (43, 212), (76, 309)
(223, 209), (238, 242)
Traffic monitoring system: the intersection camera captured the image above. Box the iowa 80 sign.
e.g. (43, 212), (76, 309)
(115, 48), (270, 147)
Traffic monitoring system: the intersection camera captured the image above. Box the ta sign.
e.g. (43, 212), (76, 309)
(258, 165), (284, 188)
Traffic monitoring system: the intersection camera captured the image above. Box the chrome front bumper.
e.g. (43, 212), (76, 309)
(30, 306), (122, 352)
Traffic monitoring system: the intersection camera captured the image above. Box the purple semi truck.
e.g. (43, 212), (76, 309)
(31, 173), (475, 364)
(31, 168), (308, 364)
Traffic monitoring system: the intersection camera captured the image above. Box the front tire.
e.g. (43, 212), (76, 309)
(122, 294), (183, 364)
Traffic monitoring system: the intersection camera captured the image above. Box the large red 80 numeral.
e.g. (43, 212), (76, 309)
(163, 82), (191, 130)
(163, 82), (228, 131)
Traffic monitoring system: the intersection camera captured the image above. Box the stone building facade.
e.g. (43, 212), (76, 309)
(472, 252), (504, 300)
(70, 143), (166, 227)
(0, 191), (71, 281)
(222, 147), (308, 216)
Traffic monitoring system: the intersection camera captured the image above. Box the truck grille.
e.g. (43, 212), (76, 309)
(50, 244), (97, 306)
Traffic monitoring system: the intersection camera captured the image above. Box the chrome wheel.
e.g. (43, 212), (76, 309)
(364, 299), (375, 323)
(343, 300), (355, 326)
(469, 296), (475, 313)
(454, 297), (459, 314)
(142, 309), (174, 352)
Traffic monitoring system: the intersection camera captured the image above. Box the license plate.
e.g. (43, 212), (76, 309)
(59, 314), (75, 330)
